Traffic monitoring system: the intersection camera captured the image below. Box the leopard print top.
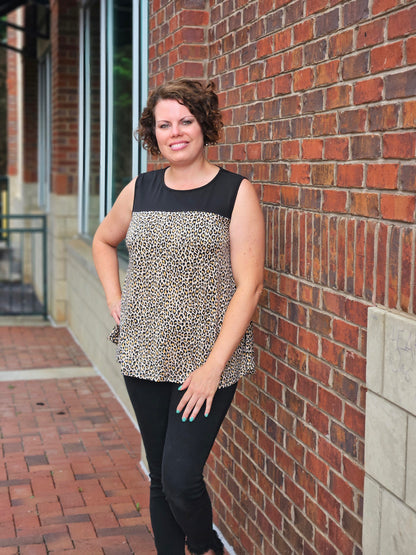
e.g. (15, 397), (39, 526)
(117, 167), (255, 388)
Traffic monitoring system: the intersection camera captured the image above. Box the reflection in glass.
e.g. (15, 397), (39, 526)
(111, 0), (132, 205)
(85, 0), (101, 237)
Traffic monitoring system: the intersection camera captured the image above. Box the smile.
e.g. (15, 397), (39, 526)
(169, 142), (188, 151)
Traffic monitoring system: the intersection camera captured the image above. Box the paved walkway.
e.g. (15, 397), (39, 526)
(0, 322), (157, 554)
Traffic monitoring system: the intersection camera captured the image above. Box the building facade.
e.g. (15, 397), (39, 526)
(4, 0), (416, 553)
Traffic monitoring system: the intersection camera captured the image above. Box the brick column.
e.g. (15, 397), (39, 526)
(22, 6), (38, 185)
(50, 0), (79, 195)
(0, 33), (7, 175)
(48, 0), (79, 322)
(22, 59), (37, 185)
(6, 13), (20, 180)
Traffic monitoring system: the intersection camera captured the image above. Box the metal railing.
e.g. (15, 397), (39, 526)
(0, 214), (47, 319)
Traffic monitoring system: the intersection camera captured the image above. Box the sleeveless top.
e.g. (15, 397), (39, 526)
(117, 167), (255, 388)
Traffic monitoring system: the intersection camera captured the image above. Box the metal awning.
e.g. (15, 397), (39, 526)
(0, 0), (49, 17)
(0, 0), (50, 55)
(1, 0), (30, 17)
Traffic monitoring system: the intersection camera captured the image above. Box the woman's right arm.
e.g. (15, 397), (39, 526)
(92, 179), (136, 324)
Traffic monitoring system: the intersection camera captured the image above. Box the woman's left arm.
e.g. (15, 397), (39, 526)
(177, 179), (265, 421)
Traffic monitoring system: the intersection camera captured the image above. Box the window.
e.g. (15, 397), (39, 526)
(38, 50), (51, 209)
(80, 0), (101, 237)
(108, 0), (132, 205)
(79, 0), (148, 237)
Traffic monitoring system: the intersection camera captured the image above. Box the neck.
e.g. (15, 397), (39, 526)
(166, 157), (216, 188)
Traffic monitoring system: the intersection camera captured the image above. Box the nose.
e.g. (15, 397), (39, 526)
(170, 123), (180, 136)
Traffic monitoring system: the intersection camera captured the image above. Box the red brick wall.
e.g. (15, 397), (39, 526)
(22, 58), (38, 183)
(50, 0), (79, 194)
(7, 1), (79, 194)
(6, 8), (38, 186)
(6, 14), (19, 178)
(148, 0), (209, 91)
(0, 31), (8, 175)
(148, 1), (415, 554)
(23, 7), (38, 184)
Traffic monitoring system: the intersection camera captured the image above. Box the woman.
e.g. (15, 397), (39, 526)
(93, 79), (265, 555)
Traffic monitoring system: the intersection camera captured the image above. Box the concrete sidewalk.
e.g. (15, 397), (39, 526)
(0, 322), (157, 554)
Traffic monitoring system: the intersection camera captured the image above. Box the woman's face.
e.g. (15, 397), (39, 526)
(154, 99), (205, 165)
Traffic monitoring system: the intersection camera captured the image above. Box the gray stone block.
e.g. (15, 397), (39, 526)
(380, 489), (416, 555)
(366, 307), (385, 394)
(365, 392), (407, 499)
(384, 313), (416, 417)
(363, 476), (381, 555)
(406, 415), (416, 512)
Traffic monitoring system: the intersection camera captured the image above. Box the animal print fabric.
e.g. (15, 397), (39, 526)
(117, 208), (255, 388)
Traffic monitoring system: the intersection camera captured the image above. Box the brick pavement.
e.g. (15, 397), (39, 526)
(0, 324), (157, 554)
(0, 326), (91, 371)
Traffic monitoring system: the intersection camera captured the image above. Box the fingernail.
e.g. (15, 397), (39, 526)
(182, 416), (187, 422)
(178, 385), (182, 390)
(176, 409), (180, 414)
(204, 413), (209, 418)
(189, 417), (194, 422)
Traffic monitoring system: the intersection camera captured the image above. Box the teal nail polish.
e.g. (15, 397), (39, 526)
(176, 409), (180, 414)
(178, 385), (182, 390)
(189, 417), (194, 422)
(182, 416), (186, 422)
(204, 413), (209, 418)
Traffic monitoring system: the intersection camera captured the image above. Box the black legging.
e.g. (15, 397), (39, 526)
(124, 375), (237, 555)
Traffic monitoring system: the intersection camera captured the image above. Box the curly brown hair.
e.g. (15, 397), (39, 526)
(137, 79), (223, 156)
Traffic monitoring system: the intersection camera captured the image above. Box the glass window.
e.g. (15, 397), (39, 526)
(81, 0), (101, 237)
(79, 0), (148, 237)
(109, 0), (132, 205)
(38, 51), (51, 209)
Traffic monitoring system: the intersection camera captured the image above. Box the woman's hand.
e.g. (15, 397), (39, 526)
(176, 364), (222, 421)
(108, 298), (121, 324)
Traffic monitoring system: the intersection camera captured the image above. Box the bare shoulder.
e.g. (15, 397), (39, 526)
(114, 176), (136, 210)
(93, 177), (137, 246)
(229, 177), (265, 281)
(230, 177), (264, 246)
(232, 178), (263, 219)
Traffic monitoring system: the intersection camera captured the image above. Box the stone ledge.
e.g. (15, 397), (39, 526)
(0, 366), (97, 381)
(66, 238), (128, 276)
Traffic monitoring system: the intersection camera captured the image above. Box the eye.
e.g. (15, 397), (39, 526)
(157, 123), (170, 129)
(182, 119), (194, 125)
